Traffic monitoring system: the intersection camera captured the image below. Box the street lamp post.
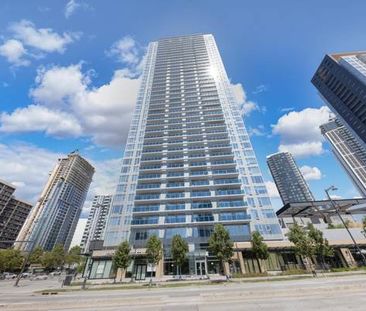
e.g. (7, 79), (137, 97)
(325, 186), (366, 266)
(81, 252), (92, 290)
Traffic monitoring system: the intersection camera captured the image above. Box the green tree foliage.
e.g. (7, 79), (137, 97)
(146, 235), (163, 283)
(362, 216), (366, 238)
(29, 246), (44, 265)
(0, 248), (24, 272)
(287, 223), (335, 271)
(251, 231), (269, 273)
(208, 224), (234, 276)
(41, 244), (65, 271)
(65, 246), (82, 266)
(287, 223), (315, 259)
(171, 235), (188, 276)
(308, 224), (334, 267)
(112, 241), (131, 282)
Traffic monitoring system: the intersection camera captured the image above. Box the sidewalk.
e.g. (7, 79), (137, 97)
(62, 270), (366, 292)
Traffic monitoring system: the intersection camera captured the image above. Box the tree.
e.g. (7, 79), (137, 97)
(146, 235), (163, 284)
(65, 246), (82, 267)
(112, 241), (131, 282)
(41, 244), (65, 271)
(170, 235), (188, 278)
(251, 231), (269, 273)
(208, 224), (234, 278)
(362, 216), (366, 238)
(286, 223), (315, 271)
(29, 246), (44, 265)
(308, 224), (334, 269)
(0, 248), (24, 272)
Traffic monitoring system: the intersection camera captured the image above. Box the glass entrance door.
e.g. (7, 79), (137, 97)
(195, 260), (206, 276)
(135, 264), (146, 280)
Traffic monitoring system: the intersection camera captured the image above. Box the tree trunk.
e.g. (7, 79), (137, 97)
(149, 264), (154, 286)
(120, 268), (124, 283)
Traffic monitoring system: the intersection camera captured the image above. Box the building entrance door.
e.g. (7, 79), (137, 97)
(195, 260), (206, 276)
(135, 264), (146, 280)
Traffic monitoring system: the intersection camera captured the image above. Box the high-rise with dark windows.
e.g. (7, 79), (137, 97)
(312, 52), (366, 148)
(267, 152), (315, 205)
(321, 118), (366, 197)
(101, 34), (282, 278)
(0, 179), (32, 249)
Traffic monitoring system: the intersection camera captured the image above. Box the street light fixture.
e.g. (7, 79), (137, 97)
(325, 186), (366, 266)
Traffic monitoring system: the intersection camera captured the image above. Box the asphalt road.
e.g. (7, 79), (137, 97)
(1, 274), (366, 310)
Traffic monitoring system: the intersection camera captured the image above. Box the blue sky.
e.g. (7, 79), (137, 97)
(0, 0), (365, 216)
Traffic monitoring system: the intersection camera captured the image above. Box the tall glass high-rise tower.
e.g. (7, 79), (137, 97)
(321, 118), (366, 197)
(312, 52), (366, 148)
(267, 152), (315, 205)
(17, 152), (94, 251)
(104, 34), (282, 271)
(81, 194), (113, 253)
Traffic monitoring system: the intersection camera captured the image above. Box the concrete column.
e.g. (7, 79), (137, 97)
(238, 251), (246, 274)
(339, 248), (357, 267)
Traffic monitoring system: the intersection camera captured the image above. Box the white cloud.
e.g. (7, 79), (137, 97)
(0, 39), (29, 66)
(265, 181), (280, 198)
(1, 64), (140, 147)
(0, 20), (80, 65)
(0, 142), (120, 210)
(79, 69), (140, 146)
(0, 142), (121, 250)
(107, 36), (140, 66)
(0, 104), (82, 137)
(89, 158), (120, 198)
(64, 0), (91, 19)
(272, 106), (332, 158)
(232, 83), (264, 116)
(9, 19), (79, 53)
(30, 64), (89, 107)
(69, 218), (87, 249)
(248, 125), (267, 137)
(252, 84), (268, 95)
(65, 0), (80, 18)
(278, 142), (324, 158)
(0, 143), (60, 203)
(300, 165), (322, 181)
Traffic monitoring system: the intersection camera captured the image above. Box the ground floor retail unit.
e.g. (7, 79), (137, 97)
(84, 238), (366, 280)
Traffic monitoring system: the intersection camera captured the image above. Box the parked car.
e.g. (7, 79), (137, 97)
(3, 272), (17, 279)
(32, 274), (48, 280)
(49, 271), (62, 277)
(21, 272), (32, 278)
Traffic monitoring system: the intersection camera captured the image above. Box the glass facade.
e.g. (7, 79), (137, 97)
(104, 34), (282, 253)
(267, 152), (315, 205)
(80, 195), (113, 253)
(321, 118), (366, 197)
(312, 52), (366, 148)
(17, 152), (95, 252)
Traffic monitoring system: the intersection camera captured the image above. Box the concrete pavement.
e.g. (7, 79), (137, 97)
(1, 274), (366, 310)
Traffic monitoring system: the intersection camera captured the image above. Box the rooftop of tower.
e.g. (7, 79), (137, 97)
(153, 33), (210, 43)
(266, 151), (292, 159)
(328, 51), (366, 62)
